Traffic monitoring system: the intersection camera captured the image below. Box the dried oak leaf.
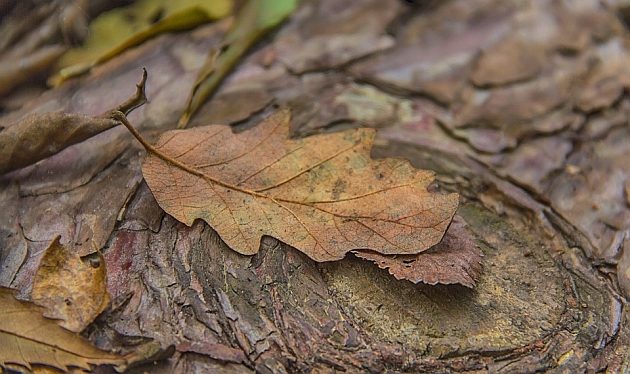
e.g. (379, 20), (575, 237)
(142, 110), (458, 261)
(31, 236), (111, 333)
(0, 288), (126, 372)
(354, 216), (483, 287)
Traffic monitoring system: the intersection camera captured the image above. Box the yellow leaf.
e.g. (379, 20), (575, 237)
(51, 0), (232, 85)
(0, 288), (126, 372)
(31, 236), (110, 333)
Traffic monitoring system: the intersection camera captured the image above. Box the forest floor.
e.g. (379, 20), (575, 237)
(1, 0), (630, 372)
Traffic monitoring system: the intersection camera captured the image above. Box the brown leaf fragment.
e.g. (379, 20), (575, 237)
(0, 112), (118, 175)
(354, 216), (482, 287)
(0, 288), (126, 372)
(31, 236), (110, 333)
(139, 110), (459, 261)
(0, 69), (147, 175)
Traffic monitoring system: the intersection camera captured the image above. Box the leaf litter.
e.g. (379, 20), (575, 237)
(354, 216), (483, 287)
(0, 69), (147, 175)
(0, 0), (488, 371)
(0, 288), (126, 372)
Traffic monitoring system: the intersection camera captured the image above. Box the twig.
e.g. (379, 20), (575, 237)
(111, 67), (148, 116)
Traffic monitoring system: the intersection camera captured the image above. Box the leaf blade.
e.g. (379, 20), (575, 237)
(0, 288), (125, 372)
(178, 0), (298, 128)
(143, 110), (458, 261)
(51, 0), (232, 84)
(31, 236), (111, 333)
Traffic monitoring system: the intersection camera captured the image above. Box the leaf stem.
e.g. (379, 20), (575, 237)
(110, 110), (264, 197)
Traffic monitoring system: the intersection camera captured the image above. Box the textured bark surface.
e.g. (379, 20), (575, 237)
(1, 0), (629, 372)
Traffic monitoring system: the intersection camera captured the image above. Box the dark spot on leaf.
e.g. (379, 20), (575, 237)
(149, 8), (165, 24)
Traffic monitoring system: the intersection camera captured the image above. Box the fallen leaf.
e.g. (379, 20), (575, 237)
(0, 288), (126, 372)
(51, 0), (232, 84)
(354, 216), (483, 287)
(178, 0), (298, 128)
(0, 69), (146, 175)
(140, 110), (459, 261)
(31, 236), (110, 333)
(0, 113), (117, 175)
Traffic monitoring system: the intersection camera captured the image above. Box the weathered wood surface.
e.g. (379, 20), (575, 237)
(1, 0), (629, 372)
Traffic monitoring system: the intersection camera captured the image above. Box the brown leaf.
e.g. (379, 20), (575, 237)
(141, 110), (458, 261)
(31, 236), (110, 332)
(354, 216), (483, 288)
(0, 112), (118, 175)
(0, 69), (146, 175)
(0, 288), (126, 372)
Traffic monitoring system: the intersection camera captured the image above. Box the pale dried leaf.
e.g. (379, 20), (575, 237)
(0, 288), (125, 372)
(31, 236), (110, 332)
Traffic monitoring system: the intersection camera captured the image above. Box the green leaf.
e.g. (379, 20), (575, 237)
(178, 0), (298, 128)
